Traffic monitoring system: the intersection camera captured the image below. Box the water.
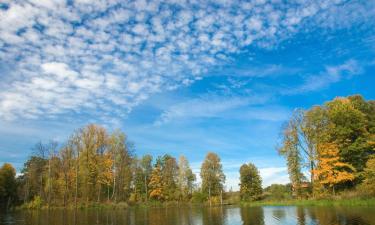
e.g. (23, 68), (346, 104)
(1, 205), (375, 225)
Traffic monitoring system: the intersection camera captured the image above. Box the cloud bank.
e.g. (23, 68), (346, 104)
(0, 0), (373, 121)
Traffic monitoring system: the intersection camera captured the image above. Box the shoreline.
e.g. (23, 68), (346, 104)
(11, 198), (375, 211)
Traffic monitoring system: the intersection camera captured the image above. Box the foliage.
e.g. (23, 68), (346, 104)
(359, 156), (375, 196)
(314, 143), (355, 194)
(200, 152), (225, 197)
(264, 184), (292, 200)
(23, 196), (43, 209)
(148, 165), (164, 201)
(278, 95), (375, 196)
(278, 116), (306, 197)
(0, 163), (17, 208)
(191, 191), (207, 203)
(239, 163), (262, 201)
(177, 155), (196, 200)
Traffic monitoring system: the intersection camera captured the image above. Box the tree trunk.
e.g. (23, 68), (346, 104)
(145, 175), (148, 202)
(75, 152), (79, 210)
(48, 158), (51, 206)
(97, 184), (102, 203)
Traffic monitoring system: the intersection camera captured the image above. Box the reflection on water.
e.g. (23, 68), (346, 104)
(1, 205), (375, 225)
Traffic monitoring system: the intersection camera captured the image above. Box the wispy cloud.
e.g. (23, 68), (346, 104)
(283, 60), (364, 94)
(154, 94), (275, 125)
(0, 0), (372, 121)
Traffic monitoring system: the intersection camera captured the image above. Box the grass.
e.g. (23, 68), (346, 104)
(241, 198), (375, 207)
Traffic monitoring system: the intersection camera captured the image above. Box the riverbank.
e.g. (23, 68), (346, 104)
(14, 197), (375, 211)
(241, 198), (375, 207)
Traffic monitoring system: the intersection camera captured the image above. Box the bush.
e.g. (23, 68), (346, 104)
(24, 196), (43, 209)
(191, 192), (207, 203)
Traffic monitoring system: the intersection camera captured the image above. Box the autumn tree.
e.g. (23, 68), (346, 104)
(359, 155), (375, 195)
(21, 154), (47, 202)
(200, 152), (225, 202)
(108, 130), (133, 202)
(148, 165), (163, 201)
(155, 154), (178, 200)
(133, 155), (153, 202)
(314, 143), (355, 194)
(0, 163), (17, 208)
(325, 96), (374, 174)
(59, 143), (75, 206)
(239, 163), (262, 201)
(77, 124), (108, 202)
(177, 155), (196, 200)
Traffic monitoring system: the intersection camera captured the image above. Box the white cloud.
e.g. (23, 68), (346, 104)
(154, 95), (271, 125)
(284, 60), (363, 94)
(0, 0), (373, 121)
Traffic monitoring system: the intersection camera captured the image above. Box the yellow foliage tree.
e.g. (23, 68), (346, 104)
(98, 151), (114, 201)
(314, 143), (355, 194)
(148, 165), (164, 200)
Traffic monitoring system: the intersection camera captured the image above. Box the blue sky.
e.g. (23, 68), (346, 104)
(0, 0), (375, 190)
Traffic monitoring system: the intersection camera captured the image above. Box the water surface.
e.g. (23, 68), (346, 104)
(1, 205), (374, 225)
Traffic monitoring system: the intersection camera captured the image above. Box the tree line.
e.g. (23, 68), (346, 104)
(1, 94), (374, 208)
(278, 95), (375, 197)
(0, 124), (238, 208)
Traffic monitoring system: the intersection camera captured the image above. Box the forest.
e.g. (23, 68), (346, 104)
(0, 94), (374, 209)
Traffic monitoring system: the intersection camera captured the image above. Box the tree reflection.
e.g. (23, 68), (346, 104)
(296, 207), (306, 225)
(240, 206), (265, 225)
(202, 206), (226, 225)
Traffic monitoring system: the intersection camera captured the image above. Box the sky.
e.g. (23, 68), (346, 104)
(0, 0), (375, 191)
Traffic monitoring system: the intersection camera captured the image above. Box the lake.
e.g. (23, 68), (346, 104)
(1, 205), (375, 225)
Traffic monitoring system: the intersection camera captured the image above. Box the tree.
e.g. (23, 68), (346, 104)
(325, 97), (373, 173)
(0, 163), (17, 208)
(177, 155), (196, 200)
(21, 155), (47, 202)
(59, 144), (75, 206)
(200, 152), (225, 203)
(359, 155), (375, 195)
(264, 184), (292, 200)
(78, 124), (108, 202)
(239, 163), (262, 201)
(155, 154), (178, 200)
(108, 130), (133, 202)
(314, 143), (355, 194)
(278, 118), (306, 197)
(148, 165), (163, 200)
(141, 155), (152, 201)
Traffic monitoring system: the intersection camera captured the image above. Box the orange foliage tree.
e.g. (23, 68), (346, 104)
(148, 165), (164, 200)
(314, 143), (355, 194)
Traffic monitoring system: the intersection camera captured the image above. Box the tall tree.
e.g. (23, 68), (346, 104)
(78, 124), (108, 202)
(239, 163), (262, 201)
(108, 130), (133, 202)
(200, 152), (225, 200)
(278, 118), (306, 197)
(59, 143), (75, 206)
(325, 97), (373, 173)
(177, 155), (196, 200)
(141, 155), (153, 201)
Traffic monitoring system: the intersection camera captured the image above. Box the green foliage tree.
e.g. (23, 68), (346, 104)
(278, 118), (306, 197)
(0, 163), (17, 208)
(264, 184), (292, 200)
(239, 163), (262, 201)
(279, 95), (375, 195)
(200, 152), (225, 201)
(359, 155), (375, 195)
